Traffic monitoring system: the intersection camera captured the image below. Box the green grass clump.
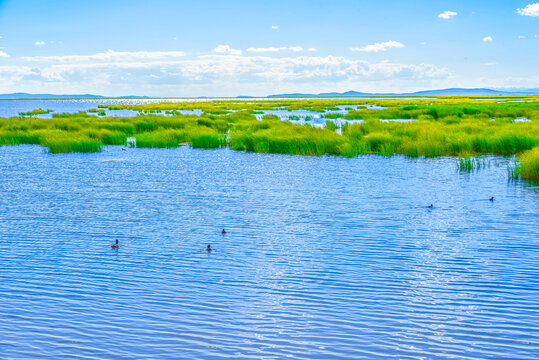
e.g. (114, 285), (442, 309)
(230, 117), (344, 156)
(19, 109), (53, 116)
(458, 157), (474, 171)
(514, 147), (539, 181)
(100, 131), (127, 145)
(0, 132), (41, 145)
(39, 131), (102, 153)
(135, 130), (184, 148)
(190, 134), (223, 148)
(457, 157), (489, 172)
(325, 120), (337, 132)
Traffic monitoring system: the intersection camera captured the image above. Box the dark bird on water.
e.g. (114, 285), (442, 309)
(490, 196), (495, 201)
(221, 228), (227, 235)
(427, 204), (434, 209)
(111, 239), (119, 249)
(205, 245), (213, 252)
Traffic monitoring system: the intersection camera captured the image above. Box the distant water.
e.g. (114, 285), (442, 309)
(0, 145), (538, 359)
(0, 99), (213, 118)
(0, 99), (383, 119)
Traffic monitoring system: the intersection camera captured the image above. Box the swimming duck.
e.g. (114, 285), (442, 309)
(221, 228), (227, 235)
(205, 245), (213, 252)
(111, 239), (119, 249)
(427, 204), (434, 209)
(489, 196), (495, 201)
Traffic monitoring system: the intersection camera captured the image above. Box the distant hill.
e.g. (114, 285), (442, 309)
(271, 88), (539, 97)
(0, 93), (106, 99)
(1, 88), (538, 99)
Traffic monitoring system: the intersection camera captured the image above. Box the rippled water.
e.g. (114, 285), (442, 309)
(0, 145), (538, 359)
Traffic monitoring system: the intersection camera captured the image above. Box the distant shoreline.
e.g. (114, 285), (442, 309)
(1, 87), (539, 100)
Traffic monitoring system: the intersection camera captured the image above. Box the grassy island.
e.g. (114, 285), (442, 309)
(1, 96), (538, 180)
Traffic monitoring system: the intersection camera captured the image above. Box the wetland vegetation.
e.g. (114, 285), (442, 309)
(1, 96), (538, 180)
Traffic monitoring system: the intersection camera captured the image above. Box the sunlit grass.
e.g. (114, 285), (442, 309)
(19, 108), (53, 116)
(513, 147), (539, 181)
(0, 97), (537, 166)
(457, 157), (490, 172)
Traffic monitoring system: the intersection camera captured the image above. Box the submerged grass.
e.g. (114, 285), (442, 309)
(458, 157), (489, 172)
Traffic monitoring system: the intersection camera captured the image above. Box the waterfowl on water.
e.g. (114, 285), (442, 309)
(205, 245), (213, 252)
(111, 239), (119, 249)
(221, 228), (227, 235)
(427, 204), (434, 209)
(490, 196), (495, 201)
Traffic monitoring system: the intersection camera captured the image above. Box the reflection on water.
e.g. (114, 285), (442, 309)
(0, 100), (384, 127)
(513, 117), (531, 123)
(0, 146), (538, 359)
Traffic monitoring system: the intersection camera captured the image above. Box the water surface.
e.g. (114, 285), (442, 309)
(0, 146), (538, 359)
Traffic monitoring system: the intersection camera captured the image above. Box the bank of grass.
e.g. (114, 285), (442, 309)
(0, 98), (538, 164)
(512, 147), (539, 181)
(231, 116), (344, 155)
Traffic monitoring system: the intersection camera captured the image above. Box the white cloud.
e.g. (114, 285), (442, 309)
(246, 46), (303, 53)
(4, 51), (450, 90)
(22, 49), (186, 62)
(350, 40), (404, 52)
(308, 47), (317, 52)
(35, 41), (45, 46)
(517, 3), (539, 17)
(486, 62), (498, 66)
(0, 47), (474, 96)
(0, 51), (9, 58)
(519, 35), (526, 39)
(438, 11), (457, 19)
(213, 44), (242, 55)
(271, 25), (278, 30)
(483, 36), (493, 42)
(288, 46), (303, 52)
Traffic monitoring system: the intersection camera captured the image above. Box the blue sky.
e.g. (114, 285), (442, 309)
(0, 0), (537, 96)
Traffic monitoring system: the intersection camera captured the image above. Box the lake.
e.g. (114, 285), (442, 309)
(0, 144), (538, 359)
(0, 98), (385, 119)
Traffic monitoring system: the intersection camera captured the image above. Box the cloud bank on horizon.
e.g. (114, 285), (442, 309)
(0, 0), (537, 96)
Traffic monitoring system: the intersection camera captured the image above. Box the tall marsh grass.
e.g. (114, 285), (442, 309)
(458, 157), (489, 172)
(512, 147), (539, 181)
(1, 97), (538, 159)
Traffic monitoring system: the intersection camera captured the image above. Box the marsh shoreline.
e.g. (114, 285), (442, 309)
(1, 96), (538, 179)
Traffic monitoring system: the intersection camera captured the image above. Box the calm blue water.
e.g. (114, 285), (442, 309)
(0, 99), (382, 121)
(0, 99), (210, 119)
(0, 145), (538, 359)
